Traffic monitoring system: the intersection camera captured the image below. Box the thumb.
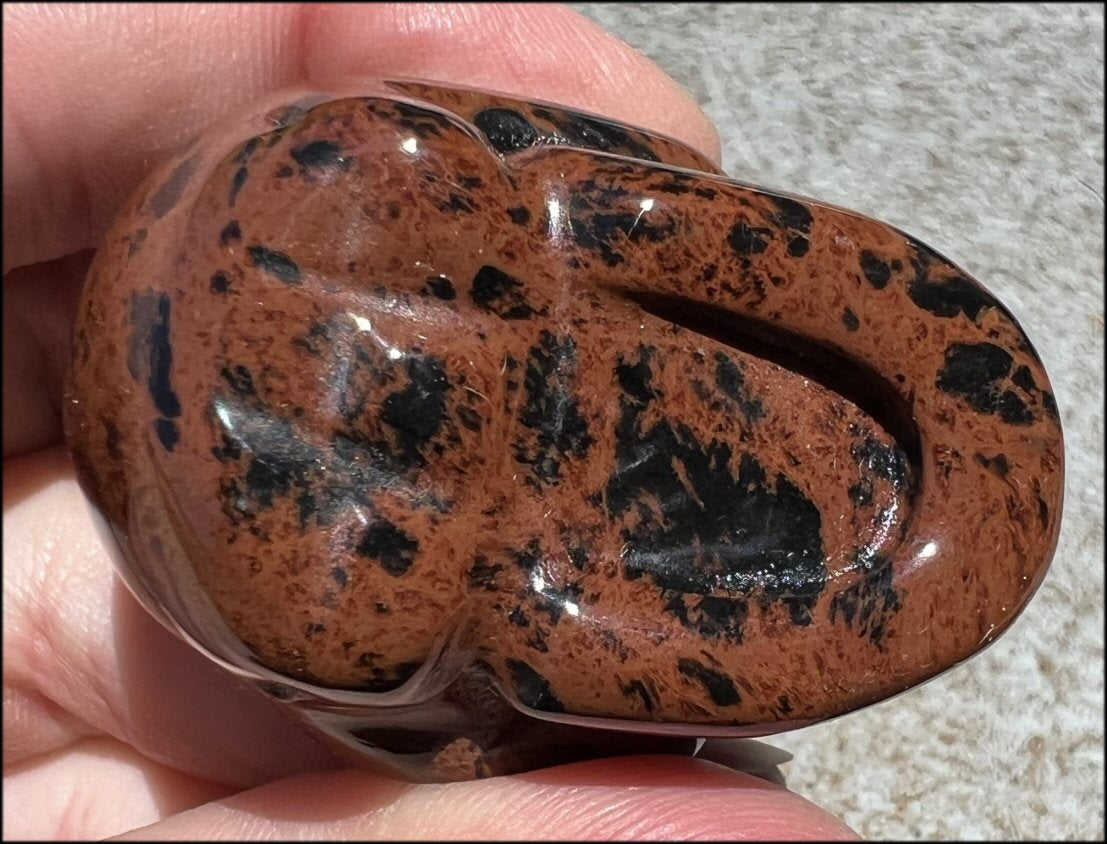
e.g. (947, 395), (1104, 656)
(113, 757), (860, 841)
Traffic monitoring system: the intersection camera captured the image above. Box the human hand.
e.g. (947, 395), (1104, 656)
(3, 4), (858, 838)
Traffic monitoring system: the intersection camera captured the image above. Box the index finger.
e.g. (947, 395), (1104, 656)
(1, 2), (721, 274)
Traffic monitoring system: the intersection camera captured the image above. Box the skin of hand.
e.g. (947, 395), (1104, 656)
(2, 4), (860, 840)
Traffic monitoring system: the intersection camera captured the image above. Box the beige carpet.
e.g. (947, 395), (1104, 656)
(571, 3), (1105, 839)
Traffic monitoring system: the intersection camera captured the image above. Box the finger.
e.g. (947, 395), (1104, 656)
(2, 2), (720, 273)
(3, 3), (721, 459)
(3, 447), (349, 786)
(3, 735), (233, 840)
(113, 757), (859, 841)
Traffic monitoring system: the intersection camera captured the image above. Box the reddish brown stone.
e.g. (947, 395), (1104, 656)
(64, 81), (1063, 781)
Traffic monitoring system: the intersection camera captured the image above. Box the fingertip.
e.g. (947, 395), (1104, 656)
(303, 3), (722, 164)
(112, 756), (859, 841)
(5, 2), (722, 270)
(502, 755), (860, 841)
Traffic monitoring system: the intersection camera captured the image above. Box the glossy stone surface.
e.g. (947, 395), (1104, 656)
(64, 80), (1064, 781)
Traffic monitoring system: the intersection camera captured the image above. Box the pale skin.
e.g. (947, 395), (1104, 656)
(2, 4), (860, 839)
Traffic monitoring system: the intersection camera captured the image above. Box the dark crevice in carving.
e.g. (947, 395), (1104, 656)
(618, 290), (923, 496)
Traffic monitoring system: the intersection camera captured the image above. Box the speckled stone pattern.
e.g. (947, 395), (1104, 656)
(569, 2), (1104, 839)
(65, 79), (1062, 781)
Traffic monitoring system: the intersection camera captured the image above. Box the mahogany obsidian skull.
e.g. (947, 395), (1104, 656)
(64, 80), (1064, 781)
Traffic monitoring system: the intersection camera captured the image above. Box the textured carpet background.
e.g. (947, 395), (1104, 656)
(570, 3), (1104, 840)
